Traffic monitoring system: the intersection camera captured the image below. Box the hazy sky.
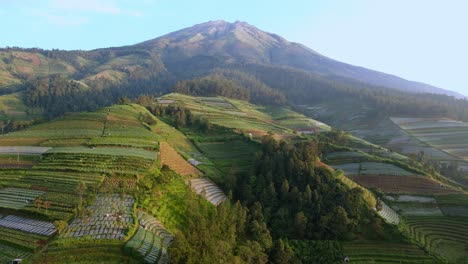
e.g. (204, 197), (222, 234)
(1, 0), (467, 96)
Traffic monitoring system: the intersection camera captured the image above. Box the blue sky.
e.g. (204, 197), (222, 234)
(1, 0), (467, 96)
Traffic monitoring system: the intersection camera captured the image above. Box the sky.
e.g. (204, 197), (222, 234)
(1, 0), (467, 96)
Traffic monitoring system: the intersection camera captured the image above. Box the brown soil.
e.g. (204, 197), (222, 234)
(160, 142), (201, 176)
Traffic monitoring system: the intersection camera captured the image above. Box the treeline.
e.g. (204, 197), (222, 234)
(229, 136), (384, 241)
(23, 74), (171, 118)
(146, 103), (211, 131)
(174, 69), (286, 106)
(234, 64), (468, 122)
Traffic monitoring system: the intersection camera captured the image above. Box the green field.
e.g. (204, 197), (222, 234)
(332, 162), (414, 176)
(342, 241), (438, 263)
(405, 216), (468, 263)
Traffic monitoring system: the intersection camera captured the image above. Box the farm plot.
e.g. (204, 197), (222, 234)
(0, 242), (32, 263)
(405, 216), (468, 263)
(196, 140), (259, 174)
(62, 194), (135, 240)
(47, 146), (156, 160)
(189, 177), (227, 206)
(126, 211), (173, 264)
(0, 187), (44, 209)
(0, 226), (49, 251)
(35, 150), (154, 176)
(377, 201), (400, 224)
(160, 142), (201, 176)
(0, 146), (51, 155)
(342, 241), (437, 264)
(332, 162), (414, 176)
(31, 239), (141, 264)
(391, 117), (468, 160)
(0, 215), (56, 236)
(200, 97), (235, 110)
(351, 175), (459, 194)
(392, 203), (443, 216)
(435, 194), (468, 217)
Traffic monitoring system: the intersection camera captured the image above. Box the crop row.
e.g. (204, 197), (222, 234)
(342, 242), (435, 264)
(62, 194), (135, 240)
(126, 211), (173, 264)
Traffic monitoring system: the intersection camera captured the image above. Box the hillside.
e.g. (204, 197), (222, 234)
(2, 96), (467, 262)
(0, 20), (466, 125)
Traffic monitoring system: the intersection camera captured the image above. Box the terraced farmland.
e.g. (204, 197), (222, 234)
(405, 216), (468, 263)
(160, 142), (201, 176)
(342, 242), (438, 263)
(351, 175), (459, 194)
(0, 243), (32, 263)
(391, 117), (468, 161)
(62, 194), (135, 240)
(0, 215), (56, 236)
(377, 201), (400, 224)
(126, 211), (173, 264)
(32, 239), (140, 264)
(332, 162), (414, 176)
(196, 139), (259, 174)
(0, 225), (49, 252)
(0, 187), (44, 209)
(189, 177), (227, 205)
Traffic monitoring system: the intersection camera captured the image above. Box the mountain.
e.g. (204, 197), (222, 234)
(139, 20), (463, 98)
(0, 20), (462, 98)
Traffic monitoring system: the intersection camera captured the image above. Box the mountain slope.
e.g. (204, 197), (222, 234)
(139, 20), (463, 98)
(0, 20), (462, 98)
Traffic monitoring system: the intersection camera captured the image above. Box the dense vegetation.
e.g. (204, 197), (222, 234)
(230, 136), (384, 241)
(174, 70), (286, 106)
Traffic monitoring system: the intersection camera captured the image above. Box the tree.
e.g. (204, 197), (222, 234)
(34, 198), (43, 211)
(43, 200), (51, 213)
(53, 220), (68, 234)
(270, 239), (293, 264)
(76, 181), (87, 207)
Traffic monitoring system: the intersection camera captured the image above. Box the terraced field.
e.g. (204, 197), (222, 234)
(342, 242), (438, 263)
(162, 93), (329, 139)
(351, 175), (458, 194)
(31, 239), (140, 264)
(62, 194), (135, 240)
(0, 215), (56, 236)
(0, 187), (45, 209)
(405, 216), (468, 263)
(377, 201), (400, 224)
(391, 117), (468, 166)
(332, 162), (414, 176)
(160, 142), (201, 176)
(0, 243), (32, 263)
(189, 177), (227, 205)
(196, 139), (259, 174)
(126, 211), (173, 264)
